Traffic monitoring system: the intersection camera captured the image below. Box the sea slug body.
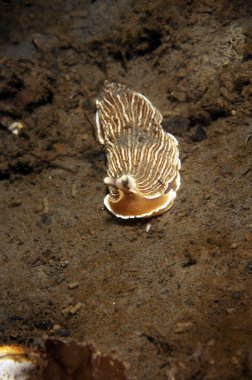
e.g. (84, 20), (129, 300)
(96, 81), (181, 219)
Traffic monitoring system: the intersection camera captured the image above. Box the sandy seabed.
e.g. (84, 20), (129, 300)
(0, 1), (252, 379)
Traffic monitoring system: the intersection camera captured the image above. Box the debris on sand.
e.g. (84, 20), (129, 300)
(0, 339), (132, 380)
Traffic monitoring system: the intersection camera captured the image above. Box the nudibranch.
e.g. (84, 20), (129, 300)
(96, 81), (181, 219)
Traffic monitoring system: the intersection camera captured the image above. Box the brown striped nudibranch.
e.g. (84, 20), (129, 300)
(96, 81), (181, 219)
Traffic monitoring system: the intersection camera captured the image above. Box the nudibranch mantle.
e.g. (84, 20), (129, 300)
(96, 81), (181, 219)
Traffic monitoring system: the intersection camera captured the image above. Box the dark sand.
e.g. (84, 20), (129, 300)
(0, 1), (252, 379)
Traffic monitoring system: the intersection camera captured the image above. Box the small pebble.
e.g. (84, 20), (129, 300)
(8, 121), (24, 135)
(42, 198), (49, 214)
(81, 133), (89, 141)
(68, 282), (79, 290)
(52, 324), (61, 331)
(60, 260), (69, 268)
(227, 307), (235, 314)
(70, 302), (83, 314)
(62, 302), (83, 316)
(146, 223), (152, 233)
(231, 243), (238, 249)
(71, 183), (77, 198)
(207, 339), (215, 346)
(174, 321), (194, 333)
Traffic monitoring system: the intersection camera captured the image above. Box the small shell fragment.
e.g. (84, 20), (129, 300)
(146, 223), (152, 233)
(8, 122), (24, 135)
(96, 81), (181, 219)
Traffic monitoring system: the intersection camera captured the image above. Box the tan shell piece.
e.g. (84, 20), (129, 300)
(96, 81), (181, 219)
(0, 345), (44, 379)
